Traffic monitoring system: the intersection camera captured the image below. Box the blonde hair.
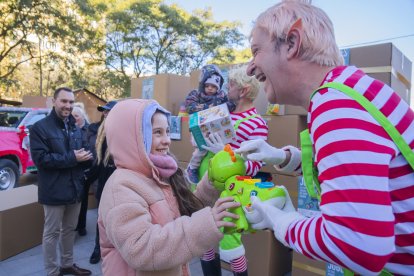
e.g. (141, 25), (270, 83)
(252, 0), (343, 66)
(228, 65), (261, 101)
(72, 104), (90, 124)
(95, 120), (111, 166)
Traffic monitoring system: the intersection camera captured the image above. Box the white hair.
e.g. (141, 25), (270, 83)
(251, 0), (343, 66)
(72, 104), (90, 124)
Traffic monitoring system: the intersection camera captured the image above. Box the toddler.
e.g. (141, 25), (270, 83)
(185, 64), (235, 184)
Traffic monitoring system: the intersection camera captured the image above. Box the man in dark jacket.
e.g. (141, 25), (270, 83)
(30, 87), (93, 276)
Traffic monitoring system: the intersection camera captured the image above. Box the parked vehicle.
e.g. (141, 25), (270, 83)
(0, 107), (50, 190)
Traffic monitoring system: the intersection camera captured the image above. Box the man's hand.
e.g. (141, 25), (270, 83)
(234, 140), (287, 166)
(202, 133), (225, 154)
(245, 186), (303, 247)
(74, 148), (93, 162)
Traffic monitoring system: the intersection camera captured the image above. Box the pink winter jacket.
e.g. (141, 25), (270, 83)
(98, 99), (222, 276)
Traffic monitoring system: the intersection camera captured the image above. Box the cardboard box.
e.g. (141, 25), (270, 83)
(189, 104), (236, 150)
(264, 115), (307, 148)
(0, 185), (44, 260)
(223, 230), (292, 276)
(189, 69), (202, 91)
(342, 43), (412, 105)
(170, 118), (194, 162)
(177, 161), (188, 172)
(87, 190), (97, 210)
(130, 74), (191, 115)
(260, 115), (307, 174)
(292, 251), (326, 276)
(73, 89), (107, 123)
(254, 86), (308, 116)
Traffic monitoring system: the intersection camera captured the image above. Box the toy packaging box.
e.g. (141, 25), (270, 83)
(189, 103), (236, 150)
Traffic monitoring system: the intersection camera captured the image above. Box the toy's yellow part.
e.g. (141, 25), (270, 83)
(244, 179), (260, 185)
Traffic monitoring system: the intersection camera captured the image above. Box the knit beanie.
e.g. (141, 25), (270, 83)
(204, 75), (221, 90)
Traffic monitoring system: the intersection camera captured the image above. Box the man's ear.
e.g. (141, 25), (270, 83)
(285, 18), (303, 60)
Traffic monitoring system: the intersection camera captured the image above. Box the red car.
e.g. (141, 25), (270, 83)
(0, 107), (50, 190)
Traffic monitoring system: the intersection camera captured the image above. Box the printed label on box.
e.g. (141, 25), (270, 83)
(326, 263), (345, 276)
(170, 116), (181, 140)
(189, 103), (236, 150)
(340, 49), (350, 65)
(142, 78), (154, 99)
(297, 176), (320, 217)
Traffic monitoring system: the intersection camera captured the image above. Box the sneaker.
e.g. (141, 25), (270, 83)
(186, 167), (199, 184)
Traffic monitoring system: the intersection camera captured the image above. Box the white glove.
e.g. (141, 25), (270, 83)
(245, 186), (304, 247)
(234, 140), (287, 166)
(202, 133), (225, 154)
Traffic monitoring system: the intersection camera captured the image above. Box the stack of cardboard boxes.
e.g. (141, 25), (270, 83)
(342, 43), (411, 105)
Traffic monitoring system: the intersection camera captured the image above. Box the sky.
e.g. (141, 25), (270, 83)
(164, 0), (414, 106)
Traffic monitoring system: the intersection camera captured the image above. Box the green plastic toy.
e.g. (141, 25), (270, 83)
(208, 144), (286, 234)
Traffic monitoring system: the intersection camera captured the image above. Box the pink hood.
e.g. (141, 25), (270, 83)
(105, 99), (166, 179)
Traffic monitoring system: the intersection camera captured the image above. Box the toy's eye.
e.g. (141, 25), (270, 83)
(229, 183), (235, 190)
(250, 190), (258, 197)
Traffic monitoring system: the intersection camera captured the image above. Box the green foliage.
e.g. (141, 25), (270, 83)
(104, 0), (245, 76)
(1, 0), (245, 101)
(0, 0), (103, 97)
(210, 47), (253, 65)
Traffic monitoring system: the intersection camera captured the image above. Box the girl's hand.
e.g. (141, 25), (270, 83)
(212, 196), (240, 228)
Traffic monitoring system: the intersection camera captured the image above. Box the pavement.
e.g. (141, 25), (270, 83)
(0, 174), (233, 276)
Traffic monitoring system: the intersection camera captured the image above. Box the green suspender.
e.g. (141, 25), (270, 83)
(301, 82), (414, 201)
(233, 114), (259, 131)
(300, 129), (322, 200)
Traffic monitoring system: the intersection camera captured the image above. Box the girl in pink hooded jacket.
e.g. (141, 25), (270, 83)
(98, 99), (239, 276)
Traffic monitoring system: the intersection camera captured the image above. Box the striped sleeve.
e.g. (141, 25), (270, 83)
(285, 74), (408, 274)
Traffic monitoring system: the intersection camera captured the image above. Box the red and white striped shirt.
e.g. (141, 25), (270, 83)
(229, 108), (268, 176)
(286, 66), (414, 275)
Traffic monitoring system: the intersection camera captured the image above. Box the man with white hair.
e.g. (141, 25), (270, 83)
(236, 1), (414, 275)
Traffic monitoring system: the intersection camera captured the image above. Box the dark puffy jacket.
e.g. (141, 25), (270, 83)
(86, 121), (101, 158)
(29, 108), (90, 205)
(85, 138), (116, 201)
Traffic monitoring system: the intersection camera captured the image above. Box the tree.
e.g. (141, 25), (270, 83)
(0, 0), (103, 96)
(104, 0), (245, 77)
(1, 0), (246, 101)
(210, 47), (253, 66)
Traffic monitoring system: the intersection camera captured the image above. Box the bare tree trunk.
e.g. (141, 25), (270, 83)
(38, 37), (43, 97)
